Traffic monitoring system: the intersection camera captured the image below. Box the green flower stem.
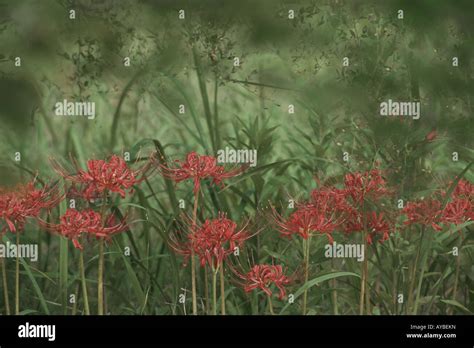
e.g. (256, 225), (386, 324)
(15, 232), (20, 315)
(220, 265), (225, 315)
(413, 230), (432, 315)
(79, 248), (90, 315)
(1, 257), (10, 315)
(212, 267), (218, 315)
(98, 239), (104, 315)
(302, 236), (311, 315)
(204, 266), (209, 314)
(407, 228), (424, 313)
(268, 295), (274, 315)
(191, 190), (199, 315)
(359, 231), (368, 315)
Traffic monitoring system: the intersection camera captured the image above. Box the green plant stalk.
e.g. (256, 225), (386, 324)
(267, 295), (274, 315)
(79, 249), (90, 315)
(109, 70), (143, 151)
(390, 234), (401, 314)
(193, 45), (216, 152)
(98, 193), (108, 315)
(365, 244), (371, 314)
(220, 265), (225, 315)
(58, 188), (68, 315)
(213, 72), (220, 150)
(98, 239), (104, 315)
(1, 257), (10, 315)
(71, 283), (79, 315)
(15, 232), (20, 315)
(302, 236), (311, 315)
(331, 259), (338, 315)
(104, 284), (108, 315)
(359, 231), (368, 315)
(392, 269), (397, 314)
(407, 228), (424, 313)
(449, 235), (462, 315)
(59, 236), (69, 315)
(407, 261), (417, 313)
(204, 266), (209, 314)
(452, 252), (461, 302)
(191, 190), (200, 315)
(413, 259), (427, 314)
(413, 231), (432, 315)
(212, 268), (217, 315)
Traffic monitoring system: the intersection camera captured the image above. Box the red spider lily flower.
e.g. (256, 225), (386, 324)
(366, 212), (392, 244)
(52, 155), (149, 200)
(0, 181), (62, 234)
(344, 169), (391, 206)
(41, 208), (128, 250)
(311, 186), (349, 211)
(159, 152), (244, 194)
(0, 192), (28, 233)
(342, 208), (364, 234)
(402, 199), (444, 231)
(190, 212), (249, 269)
(236, 264), (291, 300)
(169, 212), (250, 269)
(442, 199), (473, 225)
(451, 179), (474, 201)
(271, 200), (342, 244)
(342, 210), (392, 244)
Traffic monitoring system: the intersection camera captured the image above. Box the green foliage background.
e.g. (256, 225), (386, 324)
(0, 0), (473, 315)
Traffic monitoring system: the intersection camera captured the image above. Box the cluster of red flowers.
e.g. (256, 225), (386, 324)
(272, 169), (472, 246)
(0, 155), (147, 250)
(191, 213), (248, 269)
(403, 199), (444, 230)
(237, 264), (291, 300)
(41, 208), (128, 249)
(340, 169), (393, 244)
(445, 179), (474, 223)
(1, 150), (469, 306)
(0, 181), (61, 234)
(171, 212), (249, 269)
(52, 155), (147, 200)
(403, 179), (474, 230)
(452, 178), (474, 199)
(343, 169), (391, 205)
(272, 201), (341, 243)
(160, 152), (243, 194)
(40, 154), (150, 249)
(272, 168), (393, 245)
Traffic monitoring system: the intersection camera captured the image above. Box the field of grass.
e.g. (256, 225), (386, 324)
(0, 0), (473, 315)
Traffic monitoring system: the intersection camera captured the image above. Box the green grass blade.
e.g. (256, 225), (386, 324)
(193, 46), (216, 152)
(279, 272), (360, 314)
(20, 257), (51, 315)
(114, 240), (147, 314)
(58, 192), (68, 315)
(440, 299), (472, 314)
